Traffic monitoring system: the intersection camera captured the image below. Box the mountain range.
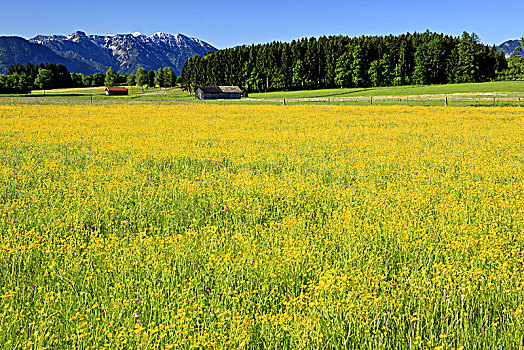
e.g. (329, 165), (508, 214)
(0, 31), (216, 75)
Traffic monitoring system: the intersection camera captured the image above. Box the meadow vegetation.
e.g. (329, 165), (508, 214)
(0, 104), (523, 349)
(3, 80), (520, 104)
(249, 80), (524, 99)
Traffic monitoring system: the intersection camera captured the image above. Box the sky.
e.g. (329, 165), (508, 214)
(1, 0), (523, 49)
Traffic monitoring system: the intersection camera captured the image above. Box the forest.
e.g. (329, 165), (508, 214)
(180, 31), (521, 93)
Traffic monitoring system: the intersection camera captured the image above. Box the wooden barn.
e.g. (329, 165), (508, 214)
(195, 86), (244, 100)
(105, 87), (128, 96)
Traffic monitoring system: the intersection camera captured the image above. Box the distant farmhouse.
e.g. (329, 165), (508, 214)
(105, 87), (128, 96)
(195, 86), (245, 100)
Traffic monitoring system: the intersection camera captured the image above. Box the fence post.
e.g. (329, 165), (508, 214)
(283, 98), (286, 106)
(493, 97), (495, 107)
(90, 95), (93, 105)
(328, 97), (330, 105)
(406, 97), (409, 106)
(445, 96), (448, 107)
(370, 96), (373, 106)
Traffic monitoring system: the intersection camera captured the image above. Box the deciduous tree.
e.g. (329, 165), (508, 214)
(126, 74), (136, 86)
(104, 67), (118, 87)
(34, 68), (53, 90)
(136, 67), (147, 87)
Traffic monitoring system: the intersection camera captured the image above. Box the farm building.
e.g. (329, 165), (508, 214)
(105, 87), (128, 96)
(195, 86), (245, 100)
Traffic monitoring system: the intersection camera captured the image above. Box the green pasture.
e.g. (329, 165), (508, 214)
(0, 80), (523, 106)
(249, 80), (524, 99)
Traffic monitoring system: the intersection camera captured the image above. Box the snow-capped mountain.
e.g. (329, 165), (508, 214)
(496, 39), (523, 58)
(27, 31), (216, 75)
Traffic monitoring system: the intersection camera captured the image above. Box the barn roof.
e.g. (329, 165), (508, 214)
(197, 86), (244, 94)
(219, 86), (243, 93)
(197, 86), (223, 93)
(105, 87), (128, 91)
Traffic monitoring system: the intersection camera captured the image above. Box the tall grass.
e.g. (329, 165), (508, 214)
(0, 104), (523, 349)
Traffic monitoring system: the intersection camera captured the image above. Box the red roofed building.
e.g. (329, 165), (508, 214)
(105, 87), (128, 96)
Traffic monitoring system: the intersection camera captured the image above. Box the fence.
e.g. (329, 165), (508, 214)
(276, 95), (524, 107)
(1, 95), (524, 107)
(0, 96), (182, 106)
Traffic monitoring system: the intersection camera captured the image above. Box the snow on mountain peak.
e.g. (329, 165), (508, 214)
(26, 31), (217, 75)
(65, 31), (88, 43)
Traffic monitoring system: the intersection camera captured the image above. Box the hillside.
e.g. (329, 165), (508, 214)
(0, 37), (96, 74)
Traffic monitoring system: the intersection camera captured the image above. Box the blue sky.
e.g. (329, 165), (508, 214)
(1, 0), (522, 48)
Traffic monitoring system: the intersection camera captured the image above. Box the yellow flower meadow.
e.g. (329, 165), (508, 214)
(0, 103), (523, 349)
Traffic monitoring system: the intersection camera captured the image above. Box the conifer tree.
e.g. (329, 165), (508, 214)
(334, 51), (352, 88)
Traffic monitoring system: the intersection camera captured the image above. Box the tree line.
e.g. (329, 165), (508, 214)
(0, 64), (178, 94)
(180, 31), (515, 92)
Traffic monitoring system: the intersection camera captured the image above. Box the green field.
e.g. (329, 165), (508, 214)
(30, 86), (194, 100)
(26, 80), (524, 99)
(0, 81), (523, 107)
(249, 80), (524, 99)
